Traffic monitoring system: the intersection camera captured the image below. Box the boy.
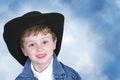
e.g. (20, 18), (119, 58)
(3, 11), (81, 80)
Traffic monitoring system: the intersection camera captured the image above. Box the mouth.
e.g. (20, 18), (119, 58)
(36, 54), (47, 59)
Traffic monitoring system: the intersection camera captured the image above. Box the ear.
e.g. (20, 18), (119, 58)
(21, 47), (28, 56)
(53, 38), (57, 50)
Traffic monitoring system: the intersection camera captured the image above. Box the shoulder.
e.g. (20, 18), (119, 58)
(60, 62), (81, 80)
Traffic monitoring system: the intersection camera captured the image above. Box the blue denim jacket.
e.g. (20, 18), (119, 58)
(15, 54), (81, 80)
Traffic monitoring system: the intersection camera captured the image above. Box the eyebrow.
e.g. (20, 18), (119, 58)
(41, 36), (51, 39)
(25, 36), (51, 42)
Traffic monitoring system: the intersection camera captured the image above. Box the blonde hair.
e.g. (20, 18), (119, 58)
(20, 25), (56, 47)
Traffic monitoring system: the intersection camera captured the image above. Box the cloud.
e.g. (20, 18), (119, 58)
(0, 0), (120, 80)
(0, 48), (23, 80)
(58, 13), (110, 80)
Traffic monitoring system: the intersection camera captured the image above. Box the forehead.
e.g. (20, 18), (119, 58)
(21, 25), (54, 38)
(23, 33), (52, 40)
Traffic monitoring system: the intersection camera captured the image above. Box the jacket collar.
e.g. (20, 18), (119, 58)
(53, 54), (66, 78)
(19, 58), (34, 78)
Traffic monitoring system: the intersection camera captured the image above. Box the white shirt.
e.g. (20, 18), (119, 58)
(31, 58), (53, 80)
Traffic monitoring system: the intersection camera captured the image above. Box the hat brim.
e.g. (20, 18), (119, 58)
(3, 11), (64, 66)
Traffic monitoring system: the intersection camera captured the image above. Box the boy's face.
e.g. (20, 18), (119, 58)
(21, 33), (57, 65)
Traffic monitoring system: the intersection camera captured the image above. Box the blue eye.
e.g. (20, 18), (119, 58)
(43, 41), (49, 44)
(29, 43), (34, 47)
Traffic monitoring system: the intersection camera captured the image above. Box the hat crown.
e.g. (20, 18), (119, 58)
(22, 11), (42, 17)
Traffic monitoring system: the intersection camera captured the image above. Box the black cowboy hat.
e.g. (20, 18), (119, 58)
(3, 11), (64, 66)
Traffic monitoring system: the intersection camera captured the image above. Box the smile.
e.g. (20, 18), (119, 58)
(36, 54), (47, 59)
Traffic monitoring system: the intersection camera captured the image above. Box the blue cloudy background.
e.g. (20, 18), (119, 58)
(0, 0), (120, 80)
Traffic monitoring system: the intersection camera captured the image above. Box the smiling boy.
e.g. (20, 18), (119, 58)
(3, 11), (81, 80)
(20, 25), (57, 74)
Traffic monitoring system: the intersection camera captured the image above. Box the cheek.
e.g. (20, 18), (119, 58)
(45, 43), (56, 51)
(21, 47), (35, 56)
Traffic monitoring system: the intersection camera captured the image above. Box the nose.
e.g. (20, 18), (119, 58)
(37, 45), (43, 51)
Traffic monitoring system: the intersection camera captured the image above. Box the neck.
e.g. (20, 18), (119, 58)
(32, 58), (52, 73)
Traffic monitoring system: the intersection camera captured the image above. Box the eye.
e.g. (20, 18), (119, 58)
(28, 43), (35, 47)
(43, 40), (49, 44)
